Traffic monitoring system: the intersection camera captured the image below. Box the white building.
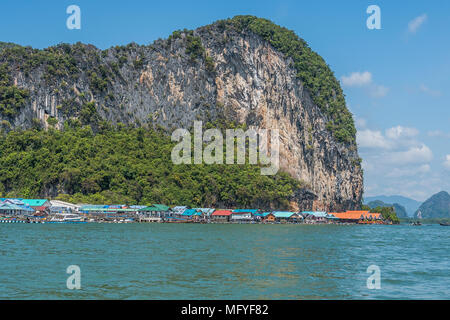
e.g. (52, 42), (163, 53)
(49, 200), (80, 214)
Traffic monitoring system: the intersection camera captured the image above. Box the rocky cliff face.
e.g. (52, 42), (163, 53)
(0, 16), (363, 211)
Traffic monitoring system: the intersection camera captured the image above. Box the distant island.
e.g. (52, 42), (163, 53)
(415, 191), (450, 219)
(365, 192), (450, 220)
(364, 195), (421, 217)
(365, 200), (408, 218)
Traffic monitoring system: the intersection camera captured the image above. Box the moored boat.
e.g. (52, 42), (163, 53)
(48, 213), (85, 223)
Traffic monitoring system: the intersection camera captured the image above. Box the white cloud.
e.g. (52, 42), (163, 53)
(419, 84), (441, 97)
(361, 123), (448, 201)
(369, 84), (389, 98)
(357, 129), (390, 149)
(408, 14), (428, 34)
(444, 155), (450, 170)
(341, 71), (372, 87)
(386, 164), (430, 178)
(386, 126), (419, 140)
(357, 126), (419, 150)
(387, 144), (433, 164)
(365, 170), (448, 202)
(341, 71), (388, 98)
(358, 124), (434, 198)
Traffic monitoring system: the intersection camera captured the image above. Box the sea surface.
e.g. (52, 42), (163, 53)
(0, 223), (448, 299)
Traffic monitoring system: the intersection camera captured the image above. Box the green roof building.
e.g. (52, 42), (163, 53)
(139, 204), (170, 212)
(21, 199), (50, 207)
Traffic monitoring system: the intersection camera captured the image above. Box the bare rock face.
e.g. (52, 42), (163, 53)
(0, 17), (363, 211)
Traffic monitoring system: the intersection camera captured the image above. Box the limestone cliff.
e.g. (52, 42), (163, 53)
(0, 16), (363, 211)
(415, 191), (450, 219)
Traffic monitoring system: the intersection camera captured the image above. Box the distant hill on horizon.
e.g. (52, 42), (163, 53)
(414, 191), (450, 219)
(364, 195), (421, 217)
(366, 200), (408, 218)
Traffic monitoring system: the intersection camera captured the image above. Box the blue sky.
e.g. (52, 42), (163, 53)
(1, 0), (449, 201)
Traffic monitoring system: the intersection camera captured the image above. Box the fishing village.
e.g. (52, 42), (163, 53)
(0, 198), (390, 225)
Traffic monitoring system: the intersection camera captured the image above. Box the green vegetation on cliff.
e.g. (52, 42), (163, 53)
(220, 16), (356, 144)
(0, 63), (29, 117)
(0, 44), (80, 80)
(169, 29), (215, 72)
(0, 42), (145, 93)
(0, 123), (303, 208)
(0, 42), (19, 52)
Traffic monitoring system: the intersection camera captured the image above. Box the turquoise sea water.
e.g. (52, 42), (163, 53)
(0, 223), (448, 299)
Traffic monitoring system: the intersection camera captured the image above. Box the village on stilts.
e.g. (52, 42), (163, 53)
(0, 198), (390, 225)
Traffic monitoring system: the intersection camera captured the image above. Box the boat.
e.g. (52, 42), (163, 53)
(48, 213), (85, 223)
(439, 222), (450, 226)
(411, 221), (422, 226)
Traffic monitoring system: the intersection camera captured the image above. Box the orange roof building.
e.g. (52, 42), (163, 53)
(331, 211), (383, 221)
(332, 212), (364, 220)
(211, 210), (232, 216)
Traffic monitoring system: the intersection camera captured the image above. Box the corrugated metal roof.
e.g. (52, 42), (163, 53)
(0, 203), (34, 212)
(254, 212), (273, 217)
(0, 203), (21, 210)
(172, 206), (188, 214)
(272, 211), (298, 218)
(172, 206), (188, 211)
(301, 211), (328, 218)
(80, 205), (108, 210)
(193, 208), (215, 215)
(50, 200), (80, 208)
(332, 212), (365, 220)
(2, 199), (25, 205)
(346, 210), (370, 215)
(1, 198), (22, 202)
(20, 199), (49, 207)
(331, 211), (382, 220)
(81, 207), (138, 212)
(232, 209), (258, 214)
(129, 205), (147, 209)
(139, 204), (170, 212)
(152, 204), (170, 211)
(212, 210), (232, 216)
(182, 209), (197, 216)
